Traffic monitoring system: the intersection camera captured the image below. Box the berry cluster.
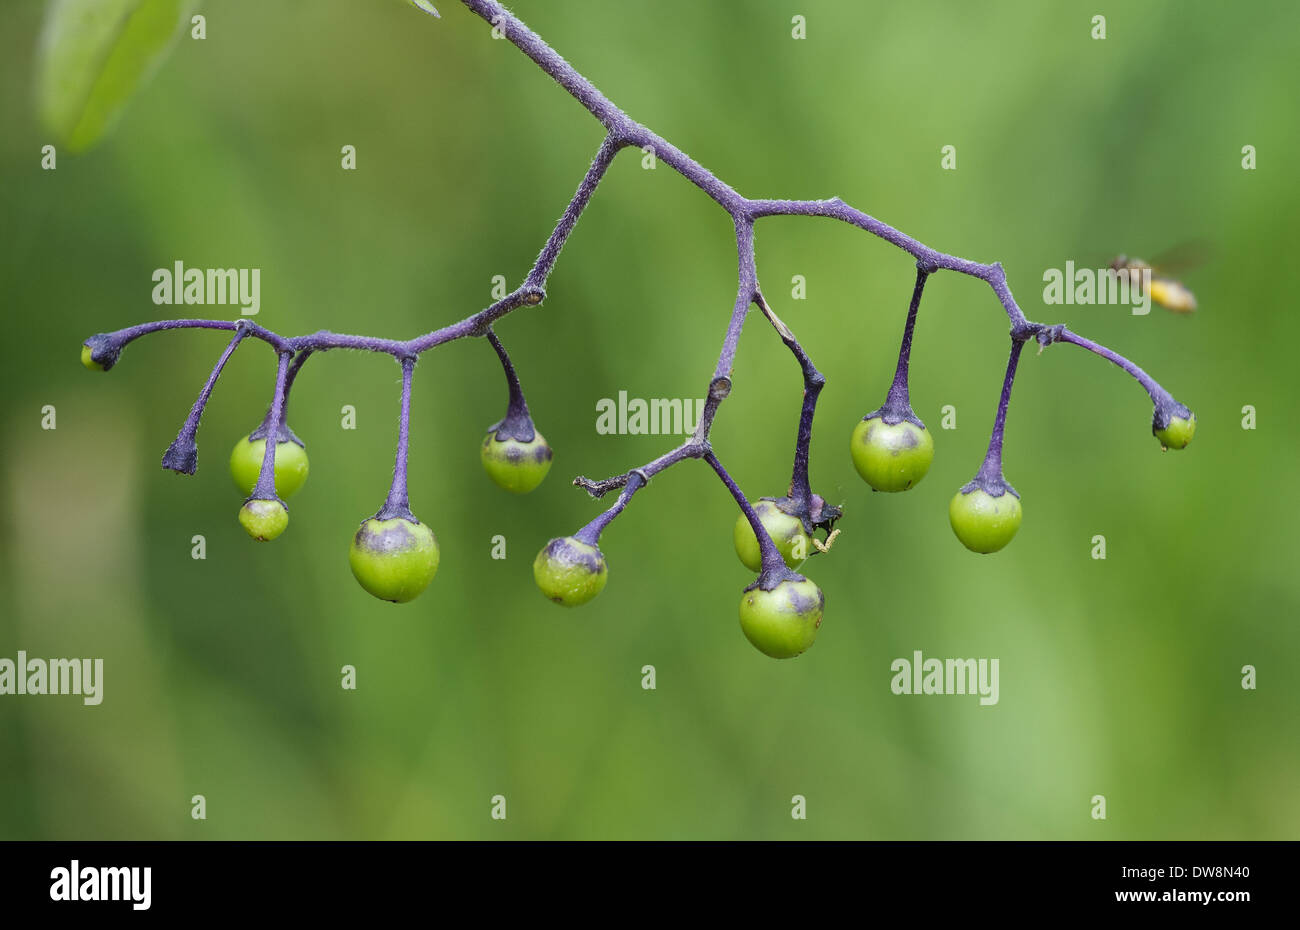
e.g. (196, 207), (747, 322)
(78, 0), (1195, 660)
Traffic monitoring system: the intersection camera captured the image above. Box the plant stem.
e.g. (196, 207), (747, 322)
(485, 329), (533, 439)
(378, 357), (418, 520)
(89, 0), (1191, 546)
(251, 351), (292, 501)
(753, 293), (823, 512)
(526, 133), (624, 289)
(704, 452), (786, 578)
(1055, 327), (1173, 408)
(162, 324), (249, 474)
(975, 340), (1024, 490)
(881, 265), (931, 418)
(574, 472), (646, 545)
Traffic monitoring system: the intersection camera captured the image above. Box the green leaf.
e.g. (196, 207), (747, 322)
(36, 0), (198, 153)
(408, 1), (441, 17)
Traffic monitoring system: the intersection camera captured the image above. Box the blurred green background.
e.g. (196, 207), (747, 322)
(1, 0), (1297, 840)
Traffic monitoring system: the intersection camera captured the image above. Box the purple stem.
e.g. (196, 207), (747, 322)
(250, 351), (292, 502)
(1055, 327), (1175, 409)
(788, 366), (823, 512)
(377, 357), (418, 521)
(525, 133), (624, 289)
(89, 2), (1171, 417)
(250, 348), (311, 446)
(753, 293), (823, 512)
(109, 319), (292, 353)
(715, 218), (758, 380)
(574, 472), (645, 545)
(747, 199), (1017, 315)
(275, 349), (311, 440)
(703, 452), (789, 580)
(459, 0), (747, 214)
(88, 0), (1190, 550)
(89, 1), (1171, 402)
(972, 340), (1024, 493)
(573, 439), (703, 499)
(485, 329), (534, 440)
(284, 348), (312, 395)
(161, 324), (249, 474)
(878, 265), (931, 420)
(691, 217), (757, 441)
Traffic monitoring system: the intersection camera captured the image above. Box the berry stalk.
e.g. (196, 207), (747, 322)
(704, 452), (791, 584)
(1053, 326), (1181, 412)
(753, 292), (828, 520)
(879, 264), (932, 422)
(250, 350), (293, 502)
(485, 329), (535, 441)
(574, 471), (646, 546)
(377, 357), (418, 521)
(161, 323), (249, 474)
(972, 339), (1025, 494)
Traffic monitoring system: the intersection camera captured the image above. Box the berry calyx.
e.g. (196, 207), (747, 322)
(949, 484), (1022, 553)
(733, 499), (812, 572)
(239, 498), (289, 542)
(849, 414), (935, 492)
(533, 536), (607, 606)
(230, 433), (310, 499)
(348, 515), (440, 603)
(738, 573), (825, 659)
(481, 429), (553, 494)
(1153, 410), (1196, 451)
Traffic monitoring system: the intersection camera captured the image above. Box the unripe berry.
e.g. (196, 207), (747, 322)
(949, 487), (1021, 554)
(229, 435), (310, 499)
(849, 416), (934, 492)
(481, 430), (553, 494)
(80, 335), (121, 371)
(239, 498), (289, 542)
(80, 344), (105, 371)
(1154, 413), (1196, 450)
(733, 500), (811, 572)
(533, 536), (607, 606)
(738, 577), (824, 658)
(348, 516), (440, 603)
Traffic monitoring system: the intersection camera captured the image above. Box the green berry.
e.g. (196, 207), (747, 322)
(348, 516), (440, 603)
(1154, 413), (1195, 450)
(850, 416), (934, 492)
(239, 499), (289, 542)
(533, 536), (607, 606)
(949, 487), (1022, 554)
(481, 430), (553, 494)
(229, 435), (310, 499)
(738, 577), (824, 659)
(80, 344), (105, 371)
(733, 500), (811, 572)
